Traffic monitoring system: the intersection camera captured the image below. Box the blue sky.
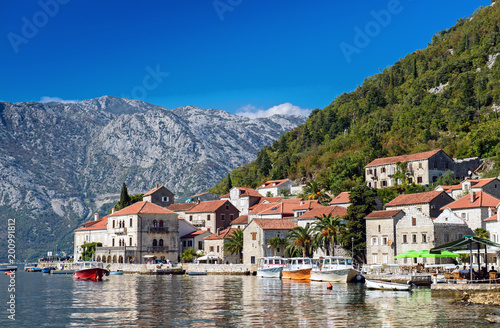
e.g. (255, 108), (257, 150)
(0, 0), (492, 117)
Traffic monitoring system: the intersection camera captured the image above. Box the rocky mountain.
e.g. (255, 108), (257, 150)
(0, 96), (306, 261)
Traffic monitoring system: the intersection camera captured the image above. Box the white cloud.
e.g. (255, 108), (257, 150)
(39, 96), (78, 104)
(236, 102), (311, 119)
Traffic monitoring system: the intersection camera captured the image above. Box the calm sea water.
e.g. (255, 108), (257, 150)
(1, 269), (500, 327)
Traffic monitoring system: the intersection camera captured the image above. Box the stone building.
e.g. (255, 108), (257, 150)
(243, 219), (296, 264)
(441, 191), (500, 230)
(256, 179), (296, 197)
(385, 190), (453, 218)
(180, 230), (212, 255)
(184, 200), (240, 233)
(296, 206), (348, 228)
(221, 187), (263, 215)
(204, 228), (241, 264)
(365, 210), (404, 265)
(167, 203), (197, 221)
(230, 215), (249, 229)
(433, 208), (473, 247)
(74, 213), (109, 261)
(365, 149), (480, 188)
(94, 201), (179, 264)
(142, 184), (175, 208)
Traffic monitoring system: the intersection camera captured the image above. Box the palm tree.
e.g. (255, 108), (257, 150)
(303, 180), (321, 200)
(285, 223), (316, 258)
(313, 214), (345, 256)
(223, 229), (243, 263)
(267, 237), (284, 256)
(474, 227), (489, 239)
(181, 248), (198, 263)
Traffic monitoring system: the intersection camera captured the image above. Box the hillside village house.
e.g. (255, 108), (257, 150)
(204, 228), (241, 264)
(436, 178), (500, 200)
(180, 230), (211, 255)
(221, 187), (263, 215)
(179, 192), (219, 203)
(74, 214), (108, 261)
(243, 219), (297, 264)
(365, 210), (404, 266)
(296, 206), (348, 228)
(142, 184), (175, 207)
(293, 200), (322, 218)
(384, 190), (453, 219)
(441, 191), (500, 230)
(248, 201), (297, 220)
(184, 200), (239, 233)
(230, 215), (249, 229)
(365, 149), (480, 188)
(167, 203), (197, 220)
(256, 179), (296, 197)
(329, 192), (351, 208)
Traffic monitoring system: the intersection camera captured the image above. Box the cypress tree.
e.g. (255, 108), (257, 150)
(226, 173), (232, 192)
(119, 183), (131, 209)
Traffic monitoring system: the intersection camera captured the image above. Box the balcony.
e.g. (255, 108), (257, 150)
(113, 227), (127, 235)
(149, 227), (169, 233)
(147, 246), (169, 252)
(192, 220), (205, 227)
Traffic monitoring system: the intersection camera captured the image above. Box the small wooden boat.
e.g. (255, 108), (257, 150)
(51, 270), (75, 274)
(4, 271), (15, 276)
(109, 270), (124, 275)
(365, 279), (412, 291)
(256, 257), (286, 278)
(282, 258), (314, 280)
(0, 266), (17, 272)
(73, 261), (109, 281)
(310, 256), (358, 283)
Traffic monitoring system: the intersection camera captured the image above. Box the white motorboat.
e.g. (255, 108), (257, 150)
(256, 257), (286, 278)
(310, 256), (358, 283)
(365, 279), (412, 291)
(282, 257), (314, 280)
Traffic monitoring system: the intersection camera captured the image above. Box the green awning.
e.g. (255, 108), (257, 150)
(430, 235), (500, 253)
(417, 250), (460, 258)
(394, 250), (419, 258)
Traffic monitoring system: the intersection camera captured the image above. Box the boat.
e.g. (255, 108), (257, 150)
(109, 270), (124, 275)
(282, 257), (314, 280)
(187, 271), (207, 276)
(365, 279), (412, 291)
(256, 257), (286, 278)
(50, 270), (75, 274)
(4, 271), (15, 276)
(42, 267), (56, 273)
(0, 266), (17, 272)
(310, 256), (358, 283)
(26, 266), (43, 272)
(73, 261), (109, 281)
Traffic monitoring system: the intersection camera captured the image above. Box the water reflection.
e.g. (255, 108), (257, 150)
(2, 271), (500, 327)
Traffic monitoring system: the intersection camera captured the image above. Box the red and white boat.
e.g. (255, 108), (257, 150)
(73, 261), (109, 281)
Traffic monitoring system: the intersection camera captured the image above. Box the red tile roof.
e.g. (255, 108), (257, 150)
(385, 190), (447, 207)
(204, 228), (239, 240)
(293, 200), (322, 211)
(258, 179), (289, 188)
(484, 214), (498, 222)
(365, 210), (402, 219)
(252, 219), (297, 230)
(441, 191), (500, 210)
(143, 185), (163, 196)
(330, 192), (350, 204)
(75, 216), (108, 231)
(167, 203), (198, 212)
(471, 178), (498, 188)
(297, 206), (347, 220)
(279, 198), (304, 204)
(181, 230), (210, 239)
(251, 202), (296, 215)
(258, 197), (282, 204)
(109, 201), (175, 217)
(366, 149), (442, 167)
(231, 215), (248, 225)
(185, 200), (231, 213)
(222, 187), (263, 199)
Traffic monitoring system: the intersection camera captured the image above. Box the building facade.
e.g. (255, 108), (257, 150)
(365, 210), (404, 265)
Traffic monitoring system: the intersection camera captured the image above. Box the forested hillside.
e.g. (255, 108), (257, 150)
(210, 3), (500, 197)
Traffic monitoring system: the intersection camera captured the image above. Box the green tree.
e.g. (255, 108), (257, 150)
(115, 183), (131, 211)
(181, 248), (199, 263)
(267, 237), (284, 256)
(313, 214), (345, 256)
(341, 185), (377, 263)
(81, 242), (102, 261)
(226, 173), (232, 192)
(285, 223), (316, 257)
(223, 229), (243, 263)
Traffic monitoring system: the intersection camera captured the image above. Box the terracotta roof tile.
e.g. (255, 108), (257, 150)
(484, 214), (498, 222)
(297, 206), (347, 220)
(258, 197), (282, 204)
(181, 230), (210, 239)
(330, 192), (350, 204)
(279, 198), (304, 204)
(385, 190), (448, 207)
(143, 186), (163, 196)
(252, 219), (297, 230)
(293, 201), (321, 211)
(204, 228), (239, 240)
(258, 179), (289, 188)
(75, 216), (108, 231)
(471, 178), (498, 188)
(365, 210), (402, 219)
(251, 202), (296, 215)
(167, 203), (198, 212)
(441, 191), (500, 210)
(185, 200), (231, 213)
(231, 215), (248, 225)
(366, 149), (442, 167)
(109, 201), (174, 217)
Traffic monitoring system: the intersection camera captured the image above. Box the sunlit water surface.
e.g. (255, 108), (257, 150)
(1, 270), (500, 327)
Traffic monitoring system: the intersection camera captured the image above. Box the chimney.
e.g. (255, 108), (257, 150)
(217, 228), (221, 236)
(156, 183), (159, 188)
(470, 192), (475, 203)
(94, 213), (99, 221)
(112, 208), (115, 214)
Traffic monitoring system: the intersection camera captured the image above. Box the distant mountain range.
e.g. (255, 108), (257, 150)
(0, 96), (306, 261)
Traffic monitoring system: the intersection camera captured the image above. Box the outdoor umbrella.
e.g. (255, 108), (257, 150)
(394, 250), (419, 258)
(417, 250), (460, 258)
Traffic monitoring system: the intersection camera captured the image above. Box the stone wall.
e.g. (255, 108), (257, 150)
(183, 263), (254, 274)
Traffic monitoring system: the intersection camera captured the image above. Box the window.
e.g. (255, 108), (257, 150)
(412, 217), (417, 226)
(189, 215), (193, 221)
(382, 237), (388, 245)
(153, 220), (157, 227)
(433, 176), (438, 182)
(199, 241), (203, 250)
(210, 246), (214, 252)
(371, 237), (378, 246)
(252, 232), (257, 240)
(368, 182), (372, 188)
(129, 237), (132, 246)
(230, 214), (234, 221)
(417, 177), (422, 183)
(153, 239), (158, 246)
(182, 240), (186, 247)
(412, 234), (417, 243)
(381, 167), (386, 173)
(159, 220), (164, 227)
(368, 169), (372, 175)
(444, 233), (449, 242)
(422, 234), (427, 243)
(159, 239), (164, 246)
(112, 220), (115, 228)
(403, 235), (407, 243)
(383, 254), (388, 264)
(187, 240), (193, 247)
(217, 246), (220, 252)
(419, 162), (422, 169)
(251, 256), (255, 264)
(226, 204), (229, 210)
(130, 218), (133, 227)
(112, 239), (115, 247)
(461, 213), (466, 220)
(374, 181), (377, 188)
(221, 214), (225, 221)
(207, 215), (211, 221)
(378, 225), (381, 233)
(408, 178), (413, 184)
(382, 181), (387, 187)
(372, 254), (377, 264)
(162, 196), (169, 202)
(434, 162), (437, 169)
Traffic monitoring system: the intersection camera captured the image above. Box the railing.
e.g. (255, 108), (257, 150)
(192, 220), (205, 227)
(113, 227), (127, 235)
(147, 246), (170, 252)
(149, 227), (169, 233)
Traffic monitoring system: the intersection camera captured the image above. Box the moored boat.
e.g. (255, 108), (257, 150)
(256, 257), (286, 278)
(282, 257), (314, 280)
(187, 271), (207, 276)
(365, 279), (412, 291)
(73, 261), (109, 281)
(51, 270), (75, 274)
(310, 256), (358, 283)
(109, 270), (124, 275)
(42, 267), (56, 273)
(0, 266), (17, 272)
